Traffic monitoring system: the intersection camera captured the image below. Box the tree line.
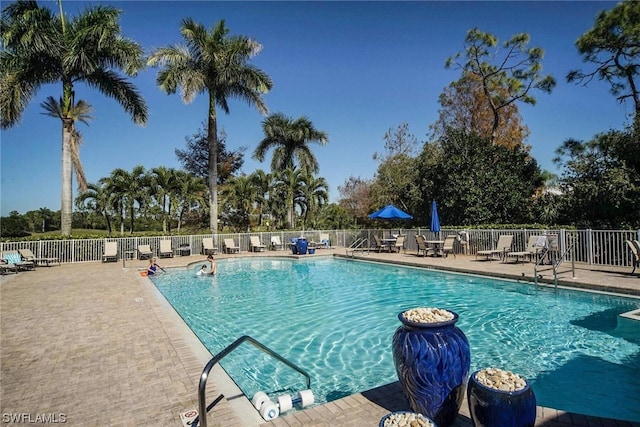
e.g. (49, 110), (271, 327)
(2, 1), (639, 238)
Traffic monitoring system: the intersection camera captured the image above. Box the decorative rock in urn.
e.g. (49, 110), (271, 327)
(379, 411), (437, 427)
(392, 308), (471, 427)
(467, 368), (536, 427)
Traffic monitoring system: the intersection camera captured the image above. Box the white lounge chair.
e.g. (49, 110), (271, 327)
(507, 236), (544, 264)
(224, 238), (240, 254)
(103, 241), (118, 262)
(270, 236), (285, 251)
(18, 248), (60, 267)
(159, 240), (174, 258)
(250, 236), (266, 252)
(202, 237), (218, 255)
(441, 235), (457, 258)
(476, 235), (513, 261)
(137, 244), (153, 260)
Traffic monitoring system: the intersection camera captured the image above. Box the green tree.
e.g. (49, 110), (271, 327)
(338, 176), (372, 225)
(0, 211), (29, 238)
(150, 166), (177, 233)
(568, 1), (640, 121)
(416, 128), (543, 225)
(106, 166), (149, 234)
(299, 173), (329, 229)
(221, 174), (256, 231)
(446, 28), (555, 143)
(175, 125), (245, 184)
(250, 169), (272, 228)
(553, 126), (640, 228)
(1, 0), (148, 235)
(254, 113), (328, 174)
(148, 19), (272, 233)
(272, 168), (306, 229)
(173, 170), (208, 232)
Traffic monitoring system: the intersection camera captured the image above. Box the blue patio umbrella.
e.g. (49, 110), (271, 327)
(369, 204), (413, 220)
(430, 200), (441, 233)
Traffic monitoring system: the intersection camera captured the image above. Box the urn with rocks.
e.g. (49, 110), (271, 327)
(467, 368), (536, 427)
(392, 308), (471, 427)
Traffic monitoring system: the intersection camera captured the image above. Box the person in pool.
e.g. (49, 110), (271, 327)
(146, 257), (165, 275)
(207, 254), (217, 275)
(196, 264), (208, 276)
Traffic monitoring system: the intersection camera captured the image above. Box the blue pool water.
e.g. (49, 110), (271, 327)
(151, 257), (640, 422)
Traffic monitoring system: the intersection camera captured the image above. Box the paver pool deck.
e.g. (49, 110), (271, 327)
(1, 248), (639, 426)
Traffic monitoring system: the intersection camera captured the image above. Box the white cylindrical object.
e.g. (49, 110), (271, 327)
(251, 391), (269, 410)
(259, 401), (279, 420)
(298, 389), (315, 407)
(277, 394), (293, 413)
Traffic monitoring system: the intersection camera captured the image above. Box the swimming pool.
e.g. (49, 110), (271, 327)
(151, 257), (640, 422)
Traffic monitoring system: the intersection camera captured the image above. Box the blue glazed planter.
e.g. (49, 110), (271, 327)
(467, 370), (536, 427)
(392, 310), (471, 427)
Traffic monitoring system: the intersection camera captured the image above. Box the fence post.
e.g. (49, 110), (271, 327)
(587, 229), (593, 265)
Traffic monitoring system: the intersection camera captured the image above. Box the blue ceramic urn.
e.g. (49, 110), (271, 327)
(392, 310), (470, 427)
(467, 370), (536, 427)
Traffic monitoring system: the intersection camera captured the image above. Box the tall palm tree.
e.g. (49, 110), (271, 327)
(250, 169), (271, 228)
(40, 96), (92, 192)
(253, 113), (328, 174)
(1, 0), (148, 236)
(272, 168), (306, 229)
(147, 19), (272, 233)
(221, 175), (258, 231)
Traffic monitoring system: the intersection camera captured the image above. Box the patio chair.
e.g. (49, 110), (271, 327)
(392, 235), (406, 253)
(159, 240), (174, 258)
(18, 248), (59, 267)
(103, 241), (118, 262)
(373, 235), (390, 253)
(626, 240), (640, 275)
(318, 233), (331, 249)
(1, 257), (19, 274)
(476, 235), (513, 261)
(506, 236), (543, 264)
(224, 238), (240, 254)
(270, 236), (285, 251)
(1, 250), (35, 271)
(250, 236), (267, 252)
(441, 235), (457, 258)
(415, 235), (433, 257)
(137, 244), (153, 260)
(202, 237), (218, 255)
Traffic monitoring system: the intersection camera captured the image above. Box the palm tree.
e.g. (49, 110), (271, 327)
(40, 96), (93, 192)
(150, 166), (177, 233)
(253, 113), (328, 174)
(173, 170), (208, 232)
(300, 173), (329, 229)
(1, 1), (148, 236)
(76, 179), (115, 235)
(272, 169), (306, 229)
(221, 175), (258, 231)
(106, 166), (148, 234)
(147, 19), (272, 233)
(250, 169), (271, 228)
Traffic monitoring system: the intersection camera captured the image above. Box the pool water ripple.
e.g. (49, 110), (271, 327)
(153, 257), (640, 422)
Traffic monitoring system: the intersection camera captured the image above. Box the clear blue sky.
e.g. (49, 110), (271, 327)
(1, 0), (628, 216)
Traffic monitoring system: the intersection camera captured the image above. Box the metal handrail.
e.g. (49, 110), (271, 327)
(346, 237), (369, 256)
(194, 335), (311, 427)
(534, 234), (578, 289)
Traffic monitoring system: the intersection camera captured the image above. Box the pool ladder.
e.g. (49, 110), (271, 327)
(534, 236), (577, 289)
(346, 237), (369, 257)
(193, 335), (311, 427)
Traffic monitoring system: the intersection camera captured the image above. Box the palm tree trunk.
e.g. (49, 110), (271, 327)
(61, 118), (74, 236)
(208, 95), (219, 233)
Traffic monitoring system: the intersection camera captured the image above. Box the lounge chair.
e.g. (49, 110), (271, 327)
(506, 236), (544, 264)
(103, 241), (118, 262)
(270, 236), (285, 251)
(373, 235), (390, 253)
(202, 237), (218, 255)
(224, 238), (240, 254)
(18, 248), (59, 267)
(442, 235), (457, 258)
(318, 233), (331, 249)
(2, 250), (35, 271)
(137, 244), (153, 260)
(1, 258), (19, 274)
(626, 240), (640, 275)
(476, 235), (513, 261)
(159, 240), (174, 258)
(250, 236), (267, 252)
(392, 235), (406, 253)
